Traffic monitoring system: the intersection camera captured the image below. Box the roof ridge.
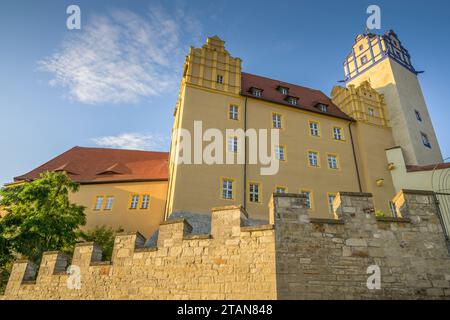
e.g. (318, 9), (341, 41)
(75, 146), (169, 154)
(241, 72), (324, 94)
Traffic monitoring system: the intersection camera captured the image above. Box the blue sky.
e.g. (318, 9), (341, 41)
(1, 0), (450, 185)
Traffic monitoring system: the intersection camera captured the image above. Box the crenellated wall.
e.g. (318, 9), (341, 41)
(2, 206), (277, 300)
(2, 190), (450, 300)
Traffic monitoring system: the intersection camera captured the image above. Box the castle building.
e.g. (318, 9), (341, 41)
(3, 31), (446, 235)
(166, 35), (405, 221)
(5, 147), (169, 237)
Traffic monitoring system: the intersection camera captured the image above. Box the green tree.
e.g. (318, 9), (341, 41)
(80, 225), (124, 261)
(0, 171), (86, 289)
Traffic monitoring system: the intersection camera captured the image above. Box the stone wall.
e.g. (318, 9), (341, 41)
(2, 206), (276, 300)
(275, 191), (450, 299)
(2, 190), (450, 300)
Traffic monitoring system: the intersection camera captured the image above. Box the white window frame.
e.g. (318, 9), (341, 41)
(94, 196), (104, 211)
(249, 183), (260, 203)
(141, 195), (150, 209)
(333, 127), (342, 140)
(272, 113), (282, 129)
(308, 151), (318, 167)
(318, 104), (328, 112)
(229, 105), (239, 120)
(222, 179), (233, 200)
(328, 155), (338, 169)
(104, 196), (114, 211)
(275, 146), (285, 161)
(252, 88), (262, 97)
(130, 195), (140, 209)
(310, 122), (319, 136)
(228, 136), (238, 153)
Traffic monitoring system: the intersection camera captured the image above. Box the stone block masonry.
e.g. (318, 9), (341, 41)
(2, 190), (450, 300)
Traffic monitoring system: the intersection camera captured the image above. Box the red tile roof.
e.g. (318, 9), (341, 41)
(14, 146), (169, 184)
(406, 163), (450, 173)
(241, 72), (354, 121)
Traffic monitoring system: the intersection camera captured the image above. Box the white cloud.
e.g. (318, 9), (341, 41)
(92, 133), (170, 151)
(38, 7), (202, 104)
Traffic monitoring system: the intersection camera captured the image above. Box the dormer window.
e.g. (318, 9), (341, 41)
(278, 86), (289, 95)
(251, 88), (263, 97)
(286, 96), (298, 106)
(316, 103), (328, 113)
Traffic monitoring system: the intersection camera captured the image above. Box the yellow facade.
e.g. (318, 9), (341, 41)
(70, 181), (168, 238)
(166, 36), (398, 221)
(332, 81), (397, 213)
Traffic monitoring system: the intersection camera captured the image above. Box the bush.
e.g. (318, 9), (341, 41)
(80, 226), (124, 261)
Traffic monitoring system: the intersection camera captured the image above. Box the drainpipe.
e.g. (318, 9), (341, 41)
(243, 97), (248, 210)
(348, 122), (363, 192)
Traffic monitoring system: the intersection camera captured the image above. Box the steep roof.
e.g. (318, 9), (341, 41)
(241, 72), (354, 121)
(14, 146), (169, 184)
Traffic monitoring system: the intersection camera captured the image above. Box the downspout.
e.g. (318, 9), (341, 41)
(243, 97), (248, 210)
(348, 122), (363, 192)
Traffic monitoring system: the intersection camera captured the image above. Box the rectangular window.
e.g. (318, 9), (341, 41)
(328, 193), (336, 212)
(275, 145), (286, 161)
(287, 97), (298, 105)
(222, 178), (233, 200)
(415, 110), (422, 122)
(421, 132), (431, 149)
(328, 155), (339, 169)
(275, 186), (287, 194)
(94, 196), (104, 211)
(333, 127), (343, 140)
(301, 190), (312, 209)
(249, 183), (260, 203)
(130, 195), (140, 209)
(216, 75), (223, 84)
(308, 151), (319, 167)
(141, 195), (150, 209)
(368, 107), (375, 116)
(279, 87), (289, 95)
(309, 121), (319, 137)
(104, 196), (114, 211)
(229, 105), (239, 120)
(252, 88), (262, 97)
(317, 104), (328, 112)
(228, 136), (238, 153)
(272, 113), (282, 129)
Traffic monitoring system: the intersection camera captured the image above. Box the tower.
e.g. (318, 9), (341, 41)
(343, 30), (443, 166)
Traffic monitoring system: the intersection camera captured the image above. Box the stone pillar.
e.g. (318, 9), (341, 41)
(210, 206), (248, 239)
(4, 260), (37, 296)
(272, 193), (309, 300)
(37, 252), (68, 283)
(72, 243), (103, 270)
(334, 192), (375, 222)
(157, 220), (192, 248)
(112, 232), (146, 263)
